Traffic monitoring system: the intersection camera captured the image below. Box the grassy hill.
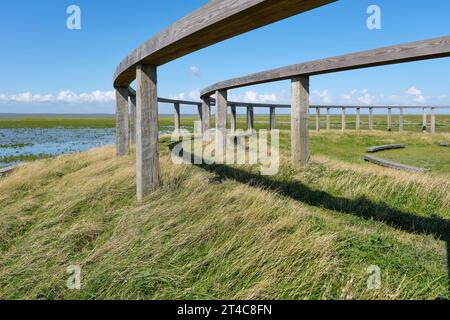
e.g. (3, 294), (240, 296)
(0, 130), (449, 299)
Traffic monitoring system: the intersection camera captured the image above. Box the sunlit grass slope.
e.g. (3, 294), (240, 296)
(0, 131), (449, 299)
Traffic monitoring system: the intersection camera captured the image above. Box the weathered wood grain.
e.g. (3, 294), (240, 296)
(366, 144), (406, 153)
(201, 35), (450, 97)
(291, 76), (309, 165)
(115, 87), (130, 157)
(364, 155), (431, 173)
(114, 0), (335, 88)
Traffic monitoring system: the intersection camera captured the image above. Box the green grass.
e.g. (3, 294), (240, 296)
(0, 127), (449, 300)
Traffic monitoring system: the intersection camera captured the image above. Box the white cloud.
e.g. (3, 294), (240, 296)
(229, 90), (279, 103)
(0, 90), (116, 104)
(190, 66), (201, 77)
(312, 90), (332, 104)
(406, 86), (422, 96)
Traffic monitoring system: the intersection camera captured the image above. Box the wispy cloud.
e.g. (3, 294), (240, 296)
(0, 90), (115, 104)
(190, 66), (201, 77)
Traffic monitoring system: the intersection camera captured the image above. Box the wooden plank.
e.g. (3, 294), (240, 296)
(366, 144), (406, 153)
(431, 107), (436, 134)
(136, 64), (160, 201)
(291, 76), (309, 165)
(247, 106), (255, 133)
(129, 95), (137, 145)
(201, 35), (450, 97)
(201, 97), (211, 140)
(269, 106), (276, 130)
(174, 102), (181, 133)
(215, 90), (228, 163)
(368, 107), (373, 130)
(422, 107), (427, 132)
(438, 142), (450, 147)
(230, 104), (237, 133)
(387, 108), (392, 132)
(115, 87), (130, 157)
(114, 0), (336, 88)
(364, 155), (431, 173)
(315, 107), (320, 132)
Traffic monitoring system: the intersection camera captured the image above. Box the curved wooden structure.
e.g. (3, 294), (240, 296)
(201, 36), (450, 97)
(439, 142), (450, 147)
(364, 155), (431, 173)
(114, 0), (449, 200)
(367, 145), (406, 153)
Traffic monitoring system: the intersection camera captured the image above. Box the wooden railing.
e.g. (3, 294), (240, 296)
(114, 0), (449, 200)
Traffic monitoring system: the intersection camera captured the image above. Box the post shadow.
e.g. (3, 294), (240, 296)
(169, 142), (450, 297)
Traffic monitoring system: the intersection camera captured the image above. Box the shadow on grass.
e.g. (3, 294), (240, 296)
(169, 142), (450, 297)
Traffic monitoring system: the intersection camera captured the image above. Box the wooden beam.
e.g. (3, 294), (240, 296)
(341, 108), (346, 132)
(136, 64), (159, 201)
(369, 107), (374, 130)
(431, 107), (436, 134)
(114, 0), (336, 88)
(356, 108), (361, 130)
(399, 107), (404, 132)
(291, 76), (309, 165)
(201, 35), (450, 97)
(230, 104), (237, 133)
(174, 102), (181, 133)
(215, 90), (228, 164)
(115, 87), (129, 157)
(315, 107), (321, 132)
(387, 108), (392, 132)
(247, 106), (255, 133)
(270, 106), (276, 130)
(129, 95), (137, 145)
(201, 97), (211, 140)
(326, 107), (331, 130)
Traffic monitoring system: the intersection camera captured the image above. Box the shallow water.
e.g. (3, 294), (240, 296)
(0, 128), (115, 168)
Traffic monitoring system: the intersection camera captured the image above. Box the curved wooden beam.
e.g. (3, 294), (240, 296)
(364, 155), (431, 173)
(201, 35), (450, 97)
(113, 0), (336, 88)
(366, 144), (406, 153)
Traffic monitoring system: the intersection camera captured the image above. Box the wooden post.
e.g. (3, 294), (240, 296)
(387, 108), (392, 132)
(136, 64), (159, 201)
(174, 102), (181, 133)
(201, 96), (211, 140)
(247, 106), (254, 133)
(315, 107), (320, 132)
(356, 108), (361, 130)
(399, 107), (404, 132)
(369, 107), (374, 130)
(422, 107), (427, 132)
(269, 106), (276, 130)
(341, 108), (346, 132)
(230, 104), (237, 133)
(326, 108), (331, 130)
(129, 95), (137, 145)
(291, 76), (310, 166)
(215, 90), (228, 163)
(115, 87), (130, 157)
(431, 107), (436, 134)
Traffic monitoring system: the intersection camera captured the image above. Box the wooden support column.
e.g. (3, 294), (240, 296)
(129, 95), (137, 145)
(431, 107), (436, 134)
(369, 107), (374, 130)
(326, 108), (331, 130)
(247, 106), (255, 133)
(136, 64), (159, 201)
(173, 102), (181, 133)
(115, 87), (130, 157)
(201, 97), (211, 140)
(230, 104), (237, 133)
(399, 107), (404, 132)
(341, 108), (346, 132)
(315, 108), (321, 132)
(291, 76), (310, 166)
(356, 108), (361, 130)
(269, 106), (276, 131)
(387, 108), (392, 132)
(197, 104), (203, 131)
(422, 107), (427, 132)
(215, 90), (228, 163)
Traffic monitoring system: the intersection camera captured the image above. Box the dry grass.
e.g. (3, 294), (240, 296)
(0, 139), (448, 299)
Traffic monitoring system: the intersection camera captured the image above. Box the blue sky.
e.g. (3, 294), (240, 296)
(0, 0), (450, 114)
